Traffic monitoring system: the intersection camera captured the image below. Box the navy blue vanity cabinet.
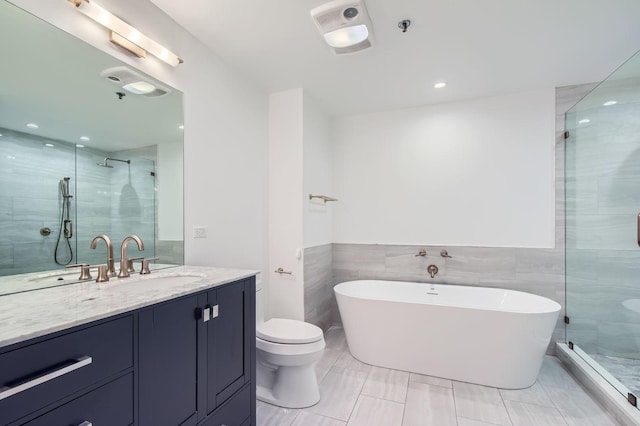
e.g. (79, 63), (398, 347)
(22, 373), (133, 426)
(0, 316), (133, 426)
(138, 294), (200, 426)
(206, 279), (253, 413)
(138, 276), (256, 426)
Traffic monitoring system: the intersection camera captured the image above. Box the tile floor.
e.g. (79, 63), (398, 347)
(593, 353), (640, 396)
(257, 327), (619, 426)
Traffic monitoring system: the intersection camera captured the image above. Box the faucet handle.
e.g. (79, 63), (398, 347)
(415, 249), (427, 257)
(91, 264), (110, 283)
(140, 257), (159, 275)
(127, 257), (144, 273)
(66, 264), (92, 280)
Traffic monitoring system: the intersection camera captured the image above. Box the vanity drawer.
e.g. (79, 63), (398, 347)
(0, 316), (133, 425)
(23, 373), (133, 426)
(202, 385), (251, 426)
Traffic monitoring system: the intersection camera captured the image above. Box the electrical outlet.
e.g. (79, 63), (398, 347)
(193, 226), (207, 238)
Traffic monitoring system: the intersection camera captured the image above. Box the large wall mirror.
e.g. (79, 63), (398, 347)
(0, 1), (184, 294)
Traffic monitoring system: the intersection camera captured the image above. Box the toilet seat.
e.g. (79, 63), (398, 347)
(257, 318), (323, 344)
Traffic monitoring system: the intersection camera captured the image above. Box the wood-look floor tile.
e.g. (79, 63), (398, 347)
(361, 366), (409, 403)
(403, 382), (456, 426)
(347, 395), (404, 426)
(453, 381), (512, 426)
(504, 399), (568, 426)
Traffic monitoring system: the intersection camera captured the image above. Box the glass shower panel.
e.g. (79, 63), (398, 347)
(76, 151), (156, 267)
(565, 49), (640, 402)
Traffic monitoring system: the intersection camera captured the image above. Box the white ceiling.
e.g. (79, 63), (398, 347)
(152, 0), (640, 116)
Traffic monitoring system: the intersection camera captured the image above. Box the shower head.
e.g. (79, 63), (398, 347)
(97, 157), (130, 168)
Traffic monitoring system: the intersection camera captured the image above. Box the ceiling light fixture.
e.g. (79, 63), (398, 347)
(603, 100), (617, 106)
(68, 0), (183, 67)
(323, 25), (369, 48)
(311, 0), (374, 54)
(434, 82), (447, 89)
(123, 81), (156, 95)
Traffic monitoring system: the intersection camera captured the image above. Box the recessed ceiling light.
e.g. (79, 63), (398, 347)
(122, 81), (156, 95)
(79, 136), (91, 142)
(45, 143), (54, 147)
(434, 81), (447, 89)
(178, 125), (184, 130)
(26, 123), (39, 129)
(578, 119), (591, 124)
(603, 100), (617, 106)
(76, 144), (85, 148)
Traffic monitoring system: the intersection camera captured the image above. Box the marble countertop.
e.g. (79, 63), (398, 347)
(0, 265), (259, 348)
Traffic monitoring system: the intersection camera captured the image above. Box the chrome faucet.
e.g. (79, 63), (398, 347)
(118, 235), (145, 278)
(90, 234), (116, 277)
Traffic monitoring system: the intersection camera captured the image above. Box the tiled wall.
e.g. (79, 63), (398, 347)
(303, 244), (333, 331)
(0, 128), (164, 275)
(303, 84), (596, 355)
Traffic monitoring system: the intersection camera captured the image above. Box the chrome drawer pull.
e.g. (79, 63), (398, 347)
(78, 422), (93, 426)
(0, 356), (92, 401)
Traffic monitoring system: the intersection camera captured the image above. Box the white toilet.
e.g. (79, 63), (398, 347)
(255, 286), (325, 408)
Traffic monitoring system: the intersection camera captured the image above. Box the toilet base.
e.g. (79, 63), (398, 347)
(256, 363), (321, 408)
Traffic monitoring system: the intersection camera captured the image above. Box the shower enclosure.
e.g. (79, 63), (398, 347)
(565, 49), (640, 409)
(0, 128), (157, 276)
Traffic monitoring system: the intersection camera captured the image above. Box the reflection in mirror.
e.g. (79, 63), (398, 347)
(0, 2), (184, 294)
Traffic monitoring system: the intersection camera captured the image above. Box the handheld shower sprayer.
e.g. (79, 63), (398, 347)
(54, 177), (74, 265)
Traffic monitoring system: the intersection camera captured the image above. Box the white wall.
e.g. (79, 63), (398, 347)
(157, 142), (183, 241)
(303, 95), (333, 248)
(268, 89), (304, 320)
(332, 89), (556, 248)
(11, 0), (269, 274)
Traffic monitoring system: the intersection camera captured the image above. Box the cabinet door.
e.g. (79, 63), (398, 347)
(139, 295), (199, 426)
(207, 279), (252, 413)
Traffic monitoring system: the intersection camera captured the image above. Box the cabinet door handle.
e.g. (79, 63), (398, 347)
(203, 306), (211, 322)
(78, 422), (93, 426)
(0, 356), (92, 401)
(212, 304), (219, 319)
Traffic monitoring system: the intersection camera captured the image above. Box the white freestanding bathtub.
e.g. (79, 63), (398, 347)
(334, 280), (561, 389)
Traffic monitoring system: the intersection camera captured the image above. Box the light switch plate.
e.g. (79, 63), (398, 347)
(193, 226), (207, 238)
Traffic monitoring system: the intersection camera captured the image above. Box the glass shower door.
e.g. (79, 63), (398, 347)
(565, 49), (640, 405)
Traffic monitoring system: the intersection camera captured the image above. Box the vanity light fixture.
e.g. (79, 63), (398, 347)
(26, 123), (39, 129)
(45, 143), (55, 147)
(311, 0), (374, 54)
(178, 125), (184, 130)
(578, 119), (591, 124)
(76, 144), (85, 148)
(79, 136), (91, 142)
(68, 0), (183, 67)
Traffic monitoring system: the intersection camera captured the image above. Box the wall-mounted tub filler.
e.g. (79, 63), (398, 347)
(427, 264), (438, 278)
